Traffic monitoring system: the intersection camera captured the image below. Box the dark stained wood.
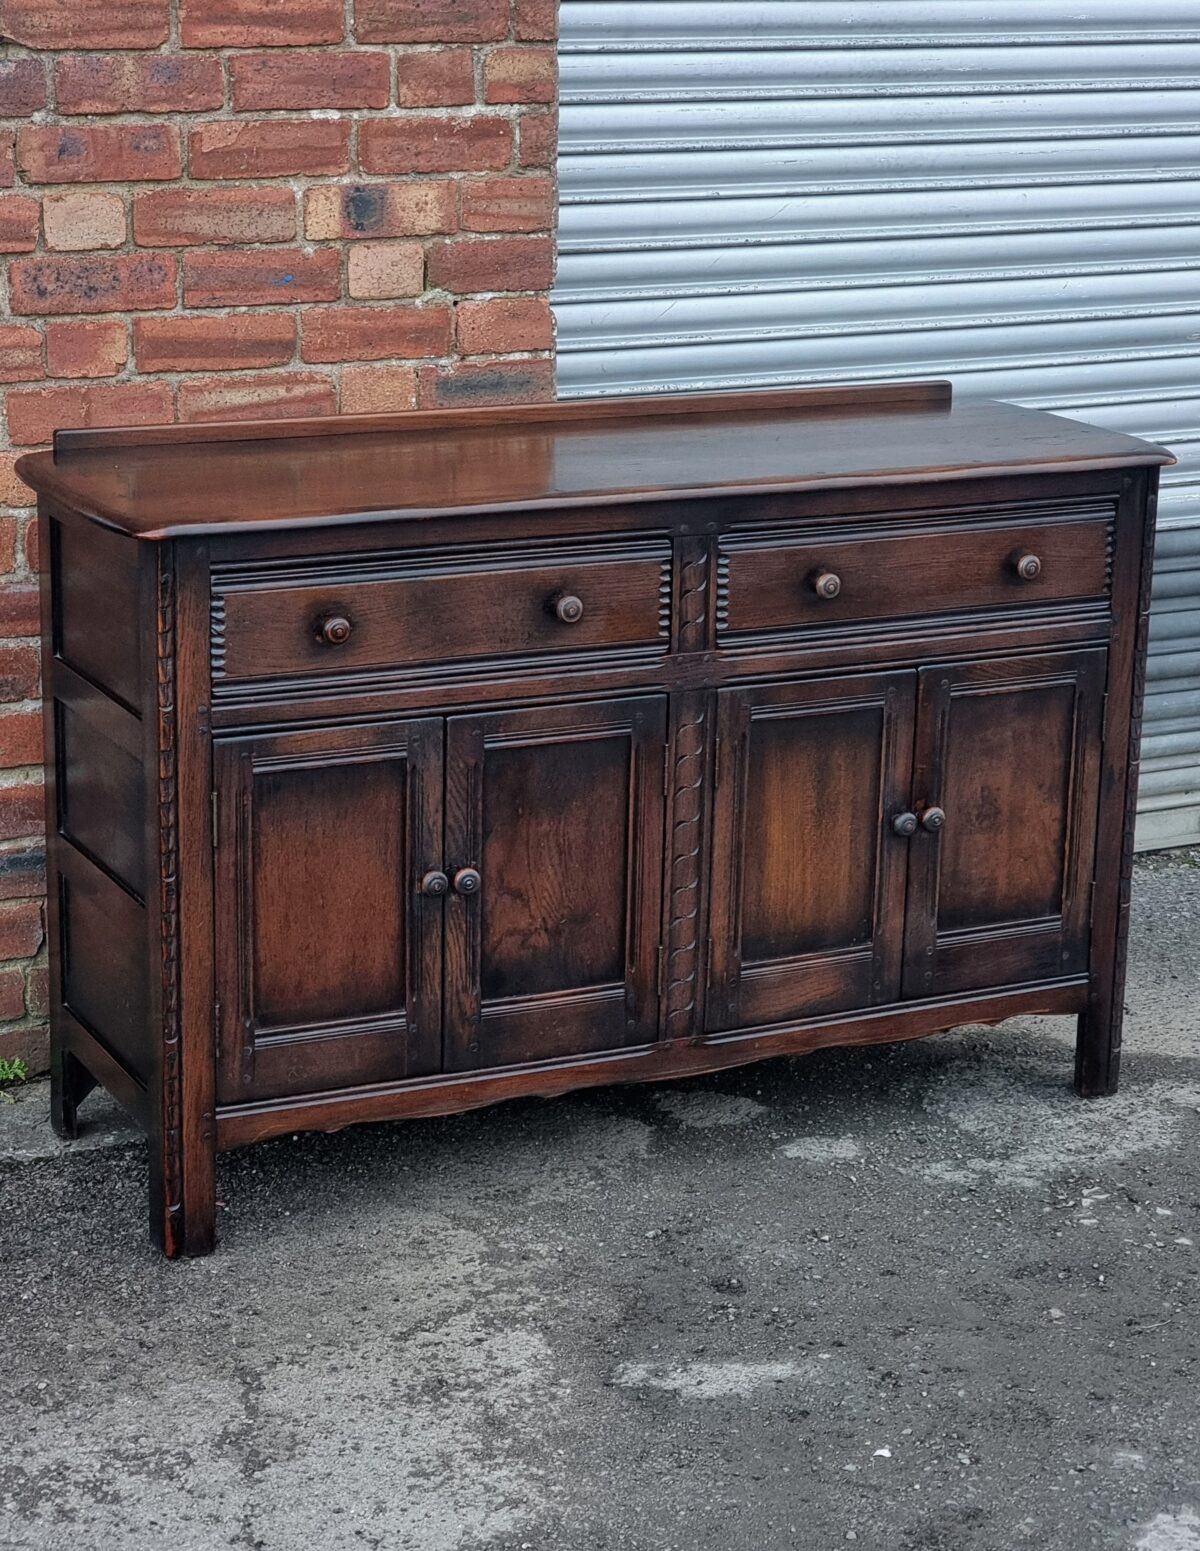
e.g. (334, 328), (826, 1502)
(30, 386), (1167, 1255)
(15, 384), (1170, 541)
(706, 671), (915, 1029)
(53, 515), (142, 710)
(214, 718), (444, 1104)
(718, 510), (1113, 641)
(442, 696), (667, 1070)
(902, 648), (1106, 1000)
(212, 538), (671, 684)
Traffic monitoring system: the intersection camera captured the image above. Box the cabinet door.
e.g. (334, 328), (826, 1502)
(443, 696), (668, 1071)
(214, 719), (444, 1104)
(706, 670), (916, 1032)
(902, 648), (1106, 999)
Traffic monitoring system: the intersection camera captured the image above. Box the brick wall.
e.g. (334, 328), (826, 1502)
(0, 0), (560, 1072)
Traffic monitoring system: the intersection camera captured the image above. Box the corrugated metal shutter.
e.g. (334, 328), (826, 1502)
(553, 0), (1200, 849)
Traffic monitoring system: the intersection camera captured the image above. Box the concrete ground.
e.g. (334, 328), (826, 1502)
(2, 858), (1200, 1551)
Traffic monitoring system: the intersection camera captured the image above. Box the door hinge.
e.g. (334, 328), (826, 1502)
(213, 999), (221, 1058)
(657, 945), (666, 999)
(211, 789), (219, 846)
(713, 734), (722, 790)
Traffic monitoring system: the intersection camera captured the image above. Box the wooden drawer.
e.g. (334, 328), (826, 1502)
(212, 537), (672, 685)
(716, 508), (1113, 643)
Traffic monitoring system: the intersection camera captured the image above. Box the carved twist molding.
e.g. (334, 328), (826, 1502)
(677, 546), (709, 654)
(665, 700), (706, 1039)
(157, 557), (183, 1234)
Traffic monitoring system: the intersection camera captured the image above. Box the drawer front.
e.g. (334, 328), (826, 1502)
(717, 510), (1112, 643)
(213, 538), (672, 685)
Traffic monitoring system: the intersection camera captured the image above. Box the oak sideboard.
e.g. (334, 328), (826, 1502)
(16, 381), (1172, 1257)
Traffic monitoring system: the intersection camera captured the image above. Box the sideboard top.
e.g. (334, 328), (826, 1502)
(15, 381), (1173, 542)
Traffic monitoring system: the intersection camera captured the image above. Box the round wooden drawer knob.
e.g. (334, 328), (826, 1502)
(420, 870), (449, 898)
(892, 812), (918, 837)
(810, 569), (842, 600)
(318, 614), (353, 646)
(453, 867), (482, 896)
(1013, 553), (1042, 581)
(921, 807), (947, 832)
(554, 594), (585, 624)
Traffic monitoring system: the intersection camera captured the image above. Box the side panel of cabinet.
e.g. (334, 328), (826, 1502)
(214, 719), (443, 1103)
(706, 670), (916, 1031)
(443, 695), (668, 1070)
(903, 649), (1106, 999)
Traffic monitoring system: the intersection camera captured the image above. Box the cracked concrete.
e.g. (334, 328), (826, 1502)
(1, 851), (1199, 1550)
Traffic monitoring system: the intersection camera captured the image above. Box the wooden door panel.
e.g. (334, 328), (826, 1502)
(707, 670), (915, 1031)
(903, 649), (1106, 1000)
(215, 719), (443, 1103)
(444, 696), (667, 1071)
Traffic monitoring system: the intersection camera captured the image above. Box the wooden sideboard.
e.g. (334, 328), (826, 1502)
(16, 381), (1172, 1257)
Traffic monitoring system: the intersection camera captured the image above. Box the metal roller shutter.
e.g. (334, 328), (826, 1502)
(553, 0), (1200, 849)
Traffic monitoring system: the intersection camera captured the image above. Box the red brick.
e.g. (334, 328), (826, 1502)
(183, 248), (340, 308)
(46, 319), (128, 379)
(0, 134), (14, 190)
(305, 180), (456, 239)
(0, 713), (42, 770)
(230, 50), (390, 110)
(484, 45), (556, 105)
(302, 304), (452, 363)
(427, 236), (554, 294)
(340, 365), (418, 414)
(461, 175), (555, 233)
(189, 119), (351, 180)
(518, 109), (557, 168)
(9, 254), (176, 317)
(0, 326), (44, 385)
(0, 458), (34, 510)
(347, 242), (424, 300)
(26, 965), (49, 1018)
(457, 297), (554, 355)
(21, 517), (38, 571)
(356, 0), (508, 43)
(1, 0), (169, 49)
(54, 53), (224, 115)
(0, 898), (43, 957)
(42, 192), (126, 252)
(394, 48), (475, 107)
(0, 519), (18, 573)
(134, 187), (296, 247)
(0, 845), (42, 901)
(0, 646), (40, 701)
(0, 196), (39, 253)
(515, 0), (558, 41)
(6, 382), (173, 448)
(134, 313), (296, 372)
(0, 587), (40, 636)
(0, 966), (28, 1021)
(0, 58), (47, 117)
(17, 124), (182, 185)
(360, 116), (513, 176)
(181, 0), (344, 47)
(178, 371), (337, 423)
(419, 357), (555, 407)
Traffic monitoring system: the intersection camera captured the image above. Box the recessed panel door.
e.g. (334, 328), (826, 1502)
(443, 696), (668, 1071)
(706, 671), (916, 1032)
(214, 719), (444, 1103)
(902, 649), (1106, 999)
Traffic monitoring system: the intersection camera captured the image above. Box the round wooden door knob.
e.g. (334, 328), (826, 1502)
(453, 867), (482, 895)
(892, 812), (918, 837)
(810, 569), (842, 600)
(921, 807), (947, 832)
(318, 614), (353, 646)
(554, 594), (585, 624)
(1013, 553), (1042, 581)
(420, 870), (449, 897)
